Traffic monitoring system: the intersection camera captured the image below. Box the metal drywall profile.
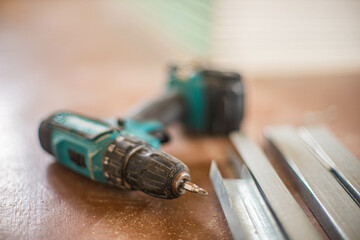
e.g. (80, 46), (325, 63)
(210, 161), (285, 240)
(230, 132), (321, 240)
(298, 126), (360, 205)
(265, 126), (360, 240)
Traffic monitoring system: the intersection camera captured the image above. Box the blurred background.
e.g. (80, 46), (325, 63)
(1, 0), (360, 80)
(133, 0), (360, 77)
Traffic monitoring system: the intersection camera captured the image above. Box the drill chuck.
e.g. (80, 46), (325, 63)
(103, 135), (193, 199)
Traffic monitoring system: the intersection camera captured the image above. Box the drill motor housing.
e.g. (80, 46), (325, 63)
(169, 66), (245, 134)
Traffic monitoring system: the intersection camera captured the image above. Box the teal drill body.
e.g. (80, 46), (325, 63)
(167, 66), (206, 132)
(39, 112), (201, 199)
(50, 113), (115, 183)
(40, 112), (164, 183)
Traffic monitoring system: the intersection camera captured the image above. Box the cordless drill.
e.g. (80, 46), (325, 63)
(39, 64), (244, 199)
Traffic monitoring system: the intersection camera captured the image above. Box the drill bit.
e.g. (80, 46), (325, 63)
(182, 181), (208, 196)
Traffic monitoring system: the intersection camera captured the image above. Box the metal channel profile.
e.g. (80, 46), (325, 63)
(265, 126), (360, 240)
(230, 133), (320, 240)
(210, 161), (285, 240)
(298, 126), (360, 206)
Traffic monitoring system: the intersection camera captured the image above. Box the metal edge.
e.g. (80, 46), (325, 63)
(210, 160), (285, 240)
(299, 126), (360, 206)
(210, 161), (248, 240)
(230, 132), (321, 240)
(264, 126), (360, 240)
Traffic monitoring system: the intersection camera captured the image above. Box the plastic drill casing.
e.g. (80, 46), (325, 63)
(39, 112), (163, 182)
(39, 111), (190, 199)
(168, 66), (245, 134)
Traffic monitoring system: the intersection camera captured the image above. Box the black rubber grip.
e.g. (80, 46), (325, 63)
(203, 70), (245, 134)
(39, 117), (54, 155)
(129, 91), (186, 126)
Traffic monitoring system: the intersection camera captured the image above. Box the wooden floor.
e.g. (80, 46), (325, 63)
(0, 1), (359, 239)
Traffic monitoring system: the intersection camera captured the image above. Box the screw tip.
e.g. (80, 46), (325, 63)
(182, 181), (208, 196)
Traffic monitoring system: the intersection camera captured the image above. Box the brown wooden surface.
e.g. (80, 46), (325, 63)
(1, 1), (360, 240)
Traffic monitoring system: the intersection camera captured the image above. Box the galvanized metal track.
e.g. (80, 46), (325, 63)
(265, 126), (360, 240)
(298, 126), (360, 206)
(210, 161), (285, 240)
(210, 133), (321, 240)
(230, 133), (321, 240)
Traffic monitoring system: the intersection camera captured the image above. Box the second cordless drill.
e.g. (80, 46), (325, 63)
(130, 64), (245, 135)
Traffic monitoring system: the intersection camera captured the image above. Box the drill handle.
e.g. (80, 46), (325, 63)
(129, 91), (186, 126)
